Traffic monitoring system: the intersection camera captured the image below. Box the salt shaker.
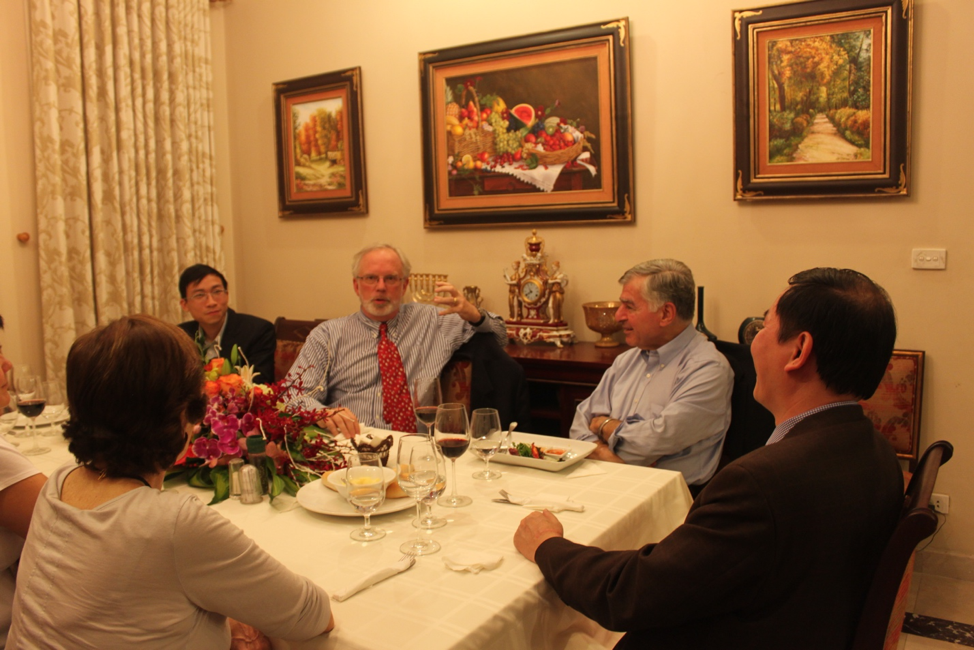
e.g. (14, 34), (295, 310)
(239, 465), (264, 504)
(228, 458), (244, 499)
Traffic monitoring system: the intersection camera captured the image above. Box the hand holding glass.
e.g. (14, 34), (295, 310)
(470, 408), (503, 480)
(434, 403), (471, 508)
(345, 453), (386, 542)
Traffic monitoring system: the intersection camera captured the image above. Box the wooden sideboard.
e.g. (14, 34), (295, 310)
(505, 341), (632, 437)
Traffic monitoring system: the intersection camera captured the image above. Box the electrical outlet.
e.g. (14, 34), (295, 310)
(931, 493), (949, 514)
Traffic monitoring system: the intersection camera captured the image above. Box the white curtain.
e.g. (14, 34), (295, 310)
(29, 0), (223, 383)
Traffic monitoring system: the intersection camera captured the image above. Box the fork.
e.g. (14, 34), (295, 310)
(399, 552), (417, 565)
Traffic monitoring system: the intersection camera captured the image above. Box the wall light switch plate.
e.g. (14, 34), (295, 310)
(912, 248), (947, 270)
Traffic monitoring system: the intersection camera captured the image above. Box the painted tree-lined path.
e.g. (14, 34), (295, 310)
(792, 113), (859, 163)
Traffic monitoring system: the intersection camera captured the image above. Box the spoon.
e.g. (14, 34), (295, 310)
(502, 421), (518, 451)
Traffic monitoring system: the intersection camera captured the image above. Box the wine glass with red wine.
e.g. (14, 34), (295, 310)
(410, 377), (441, 438)
(14, 375), (49, 456)
(434, 402), (471, 508)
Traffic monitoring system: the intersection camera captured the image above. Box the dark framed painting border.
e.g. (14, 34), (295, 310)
(419, 19), (634, 228)
(733, 0), (913, 200)
(274, 67), (368, 217)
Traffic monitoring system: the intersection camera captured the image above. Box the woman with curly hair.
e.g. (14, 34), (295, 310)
(8, 315), (333, 648)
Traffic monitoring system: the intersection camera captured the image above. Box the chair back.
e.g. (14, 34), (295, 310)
(851, 440), (953, 650)
(860, 350), (925, 471)
(273, 317), (325, 382)
(713, 340), (776, 469)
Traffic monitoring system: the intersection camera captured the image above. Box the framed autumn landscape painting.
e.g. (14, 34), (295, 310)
(733, 0), (913, 200)
(419, 19), (633, 227)
(274, 67), (368, 217)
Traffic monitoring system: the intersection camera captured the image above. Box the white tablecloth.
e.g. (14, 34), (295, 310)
(23, 428), (692, 650)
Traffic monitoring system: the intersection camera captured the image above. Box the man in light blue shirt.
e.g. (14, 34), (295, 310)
(570, 259), (732, 488)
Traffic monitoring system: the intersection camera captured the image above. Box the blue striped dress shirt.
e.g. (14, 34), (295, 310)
(283, 303), (507, 429)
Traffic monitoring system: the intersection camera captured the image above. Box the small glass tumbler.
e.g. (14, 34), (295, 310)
(228, 458), (245, 499)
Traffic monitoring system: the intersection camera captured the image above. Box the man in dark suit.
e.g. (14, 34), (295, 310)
(178, 264), (276, 385)
(514, 268), (904, 649)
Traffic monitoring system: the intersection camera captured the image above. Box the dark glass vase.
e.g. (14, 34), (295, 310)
(696, 286), (717, 342)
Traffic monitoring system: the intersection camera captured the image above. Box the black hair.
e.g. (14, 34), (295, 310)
(178, 264), (227, 299)
(776, 268), (896, 400)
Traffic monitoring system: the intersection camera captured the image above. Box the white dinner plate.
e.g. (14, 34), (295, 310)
(0, 408), (69, 429)
(493, 433), (597, 472)
(296, 478), (414, 518)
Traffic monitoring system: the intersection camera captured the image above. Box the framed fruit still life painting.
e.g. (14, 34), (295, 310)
(419, 19), (633, 227)
(733, 0), (913, 200)
(274, 67), (368, 217)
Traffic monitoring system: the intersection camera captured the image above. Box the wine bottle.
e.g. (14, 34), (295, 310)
(696, 286), (717, 342)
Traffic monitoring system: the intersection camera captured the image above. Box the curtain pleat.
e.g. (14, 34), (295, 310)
(29, 0), (223, 384)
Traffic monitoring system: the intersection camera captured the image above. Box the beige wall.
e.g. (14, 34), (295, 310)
(2, 0), (972, 564)
(213, 0), (974, 563)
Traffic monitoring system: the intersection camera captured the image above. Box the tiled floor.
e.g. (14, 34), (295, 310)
(899, 572), (974, 648)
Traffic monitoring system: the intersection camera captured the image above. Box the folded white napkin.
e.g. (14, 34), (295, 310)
(443, 551), (503, 574)
(331, 557), (415, 601)
(503, 491), (585, 513)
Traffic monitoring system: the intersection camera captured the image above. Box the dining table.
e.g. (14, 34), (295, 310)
(19, 424), (693, 650)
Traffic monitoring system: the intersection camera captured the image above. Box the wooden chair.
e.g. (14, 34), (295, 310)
(273, 317), (325, 382)
(860, 350), (925, 471)
(851, 440), (953, 650)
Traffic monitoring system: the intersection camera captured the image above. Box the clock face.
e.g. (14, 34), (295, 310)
(521, 279), (543, 304)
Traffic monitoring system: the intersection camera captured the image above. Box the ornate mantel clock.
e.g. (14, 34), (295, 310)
(503, 230), (574, 346)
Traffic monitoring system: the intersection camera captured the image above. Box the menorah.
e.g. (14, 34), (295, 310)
(409, 273), (448, 304)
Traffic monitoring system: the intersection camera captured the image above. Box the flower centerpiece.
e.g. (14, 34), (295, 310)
(171, 345), (346, 503)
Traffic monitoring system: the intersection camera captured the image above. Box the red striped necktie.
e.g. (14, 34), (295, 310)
(377, 323), (415, 432)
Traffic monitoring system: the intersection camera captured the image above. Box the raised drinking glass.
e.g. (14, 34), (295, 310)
(345, 452), (386, 542)
(470, 408), (503, 480)
(434, 402), (471, 508)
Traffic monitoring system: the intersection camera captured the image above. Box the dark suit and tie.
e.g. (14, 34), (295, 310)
(179, 308), (276, 385)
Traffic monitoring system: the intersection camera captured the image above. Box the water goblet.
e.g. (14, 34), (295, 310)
(14, 376), (49, 456)
(470, 408), (503, 480)
(414, 467), (447, 530)
(410, 377), (441, 437)
(41, 380), (66, 436)
(396, 437), (443, 555)
(434, 402), (471, 508)
(345, 452), (386, 542)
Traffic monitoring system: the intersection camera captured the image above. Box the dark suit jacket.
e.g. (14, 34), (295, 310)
(536, 405), (903, 649)
(449, 333), (531, 431)
(179, 309), (276, 385)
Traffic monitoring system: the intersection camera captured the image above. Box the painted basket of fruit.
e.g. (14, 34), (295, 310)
(446, 86), (495, 159)
(522, 138), (584, 166)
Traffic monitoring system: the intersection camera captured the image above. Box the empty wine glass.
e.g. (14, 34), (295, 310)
(396, 437), (443, 555)
(344, 452), (386, 542)
(470, 408), (503, 480)
(410, 377), (441, 437)
(41, 380), (65, 436)
(434, 402), (471, 508)
(415, 455), (447, 530)
(14, 375), (48, 456)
